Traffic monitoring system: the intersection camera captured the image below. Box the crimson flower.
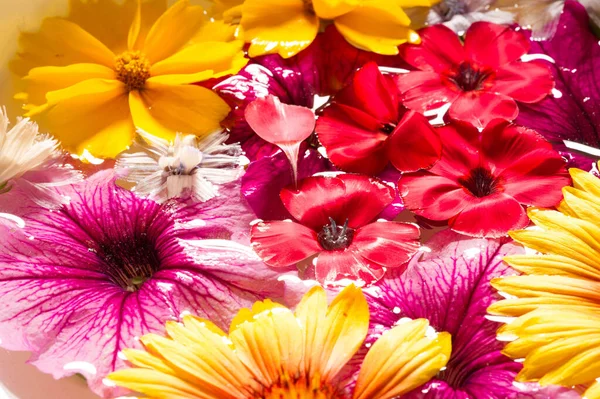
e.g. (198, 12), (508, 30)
(251, 174), (420, 285)
(400, 120), (570, 237)
(316, 62), (442, 175)
(396, 22), (554, 128)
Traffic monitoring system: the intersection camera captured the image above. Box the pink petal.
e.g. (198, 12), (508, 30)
(464, 22), (530, 69)
(250, 221), (321, 267)
(352, 221), (420, 269)
(449, 91), (519, 129)
(399, 25), (466, 72)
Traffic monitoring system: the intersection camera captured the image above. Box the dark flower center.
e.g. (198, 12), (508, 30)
(302, 0), (315, 15)
(458, 167), (501, 197)
(434, 0), (469, 20)
(446, 62), (494, 92)
(317, 217), (355, 251)
(381, 123), (397, 134)
(96, 234), (161, 292)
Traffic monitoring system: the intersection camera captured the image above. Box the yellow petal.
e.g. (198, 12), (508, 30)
(26, 79), (134, 158)
(146, 70), (215, 85)
(294, 286), (329, 376)
(559, 187), (600, 223)
(397, 0), (440, 6)
(312, 0), (360, 19)
(240, 0), (319, 58)
(570, 167), (600, 197)
(584, 381), (600, 399)
(209, 0), (245, 19)
(353, 319), (451, 399)
(188, 19), (239, 44)
(129, 82), (231, 142)
(503, 253), (600, 281)
(21, 63), (115, 107)
(334, 0), (415, 55)
(108, 368), (211, 399)
(121, 348), (178, 375)
(150, 40), (247, 78)
(128, 0), (142, 51)
(143, 0), (207, 63)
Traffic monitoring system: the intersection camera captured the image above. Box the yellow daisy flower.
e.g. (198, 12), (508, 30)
(213, 0), (438, 59)
(13, 0), (248, 159)
(488, 167), (600, 399)
(108, 285), (451, 399)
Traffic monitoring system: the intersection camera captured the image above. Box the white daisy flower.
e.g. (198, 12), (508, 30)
(116, 129), (244, 203)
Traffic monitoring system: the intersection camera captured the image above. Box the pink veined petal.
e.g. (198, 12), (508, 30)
(464, 22), (530, 69)
(250, 221), (321, 267)
(492, 60), (555, 103)
(386, 110), (442, 173)
(245, 95), (316, 185)
(351, 221), (420, 269)
(449, 91), (519, 129)
(395, 71), (461, 113)
(314, 250), (385, 286)
(280, 174), (395, 230)
(399, 25), (466, 72)
(449, 192), (529, 238)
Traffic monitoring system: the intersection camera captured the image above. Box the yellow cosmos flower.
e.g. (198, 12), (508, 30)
(13, 0), (247, 159)
(213, 0), (438, 59)
(488, 167), (600, 399)
(108, 285), (451, 399)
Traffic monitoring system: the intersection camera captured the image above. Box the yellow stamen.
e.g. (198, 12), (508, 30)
(114, 50), (151, 91)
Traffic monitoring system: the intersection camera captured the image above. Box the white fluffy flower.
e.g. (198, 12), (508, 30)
(0, 107), (79, 207)
(426, 0), (514, 34)
(116, 129), (244, 203)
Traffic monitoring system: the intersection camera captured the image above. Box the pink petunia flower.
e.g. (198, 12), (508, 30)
(396, 22), (554, 128)
(316, 62), (442, 175)
(399, 120), (571, 237)
(251, 174), (420, 286)
(0, 170), (288, 398)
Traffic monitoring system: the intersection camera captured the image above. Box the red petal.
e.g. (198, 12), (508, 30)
(449, 193), (529, 238)
(429, 122), (480, 180)
(395, 71), (460, 113)
(464, 22), (530, 69)
(281, 174), (395, 230)
(352, 221), (420, 269)
(400, 172), (470, 221)
(449, 91), (519, 129)
(493, 61), (554, 103)
(316, 104), (389, 175)
(387, 110), (442, 172)
(250, 221), (321, 267)
(335, 62), (401, 123)
(501, 163), (570, 207)
(399, 25), (465, 72)
(314, 250), (385, 285)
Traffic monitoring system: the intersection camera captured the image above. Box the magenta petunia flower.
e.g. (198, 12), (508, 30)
(0, 171), (288, 398)
(354, 231), (580, 399)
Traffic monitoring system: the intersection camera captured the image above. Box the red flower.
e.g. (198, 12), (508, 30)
(251, 174), (420, 285)
(399, 120), (571, 238)
(396, 22), (554, 128)
(316, 62), (442, 175)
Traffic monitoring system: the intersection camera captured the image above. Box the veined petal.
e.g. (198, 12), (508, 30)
(151, 40), (247, 78)
(312, 0), (360, 19)
(241, 0), (320, 58)
(334, 0), (415, 55)
(143, 0), (207, 63)
(129, 82), (230, 142)
(353, 319), (451, 399)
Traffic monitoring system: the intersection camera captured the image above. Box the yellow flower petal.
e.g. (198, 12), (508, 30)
(128, 0), (142, 51)
(108, 368), (210, 399)
(209, 0), (245, 19)
(21, 63), (115, 107)
(26, 79), (134, 158)
(559, 186), (600, 222)
(188, 19), (239, 44)
(570, 167), (600, 197)
(146, 70), (215, 85)
(129, 82), (231, 141)
(150, 40), (247, 78)
(353, 319), (451, 399)
(334, 0), (415, 55)
(585, 381), (600, 399)
(240, 0), (319, 58)
(229, 298), (288, 333)
(312, 0), (360, 20)
(143, 0), (207, 64)
(504, 253), (600, 281)
(121, 348), (178, 375)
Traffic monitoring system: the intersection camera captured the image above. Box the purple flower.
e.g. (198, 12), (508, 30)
(354, 231), (580, 398)
(516, 1), (600, 171)
(0, 170), (288, 398)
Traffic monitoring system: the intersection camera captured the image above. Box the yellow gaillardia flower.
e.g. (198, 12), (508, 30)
(13, 0), (247, 159)
(108, 285), (451, 399)
(214, 0), (438, 59)
(489, 167), (600, 399)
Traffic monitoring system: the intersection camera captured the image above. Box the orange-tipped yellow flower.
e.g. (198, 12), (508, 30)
(108, 285), (451, 399)
(489, 167), (600, 399)
(13, 0), (247, 159)
(213, 0), (438, 59)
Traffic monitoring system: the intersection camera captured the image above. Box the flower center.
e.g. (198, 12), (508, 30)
(381, 123), (397, 135)
(458, 167), (501, 198)
(96, 234), (161, 292)
(115, 51), (151, 91)
(257, 373), (342, 399)
(433, 0), (469, 20)
(317, 218), (355, 251)
(446, 62), (494, 92)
